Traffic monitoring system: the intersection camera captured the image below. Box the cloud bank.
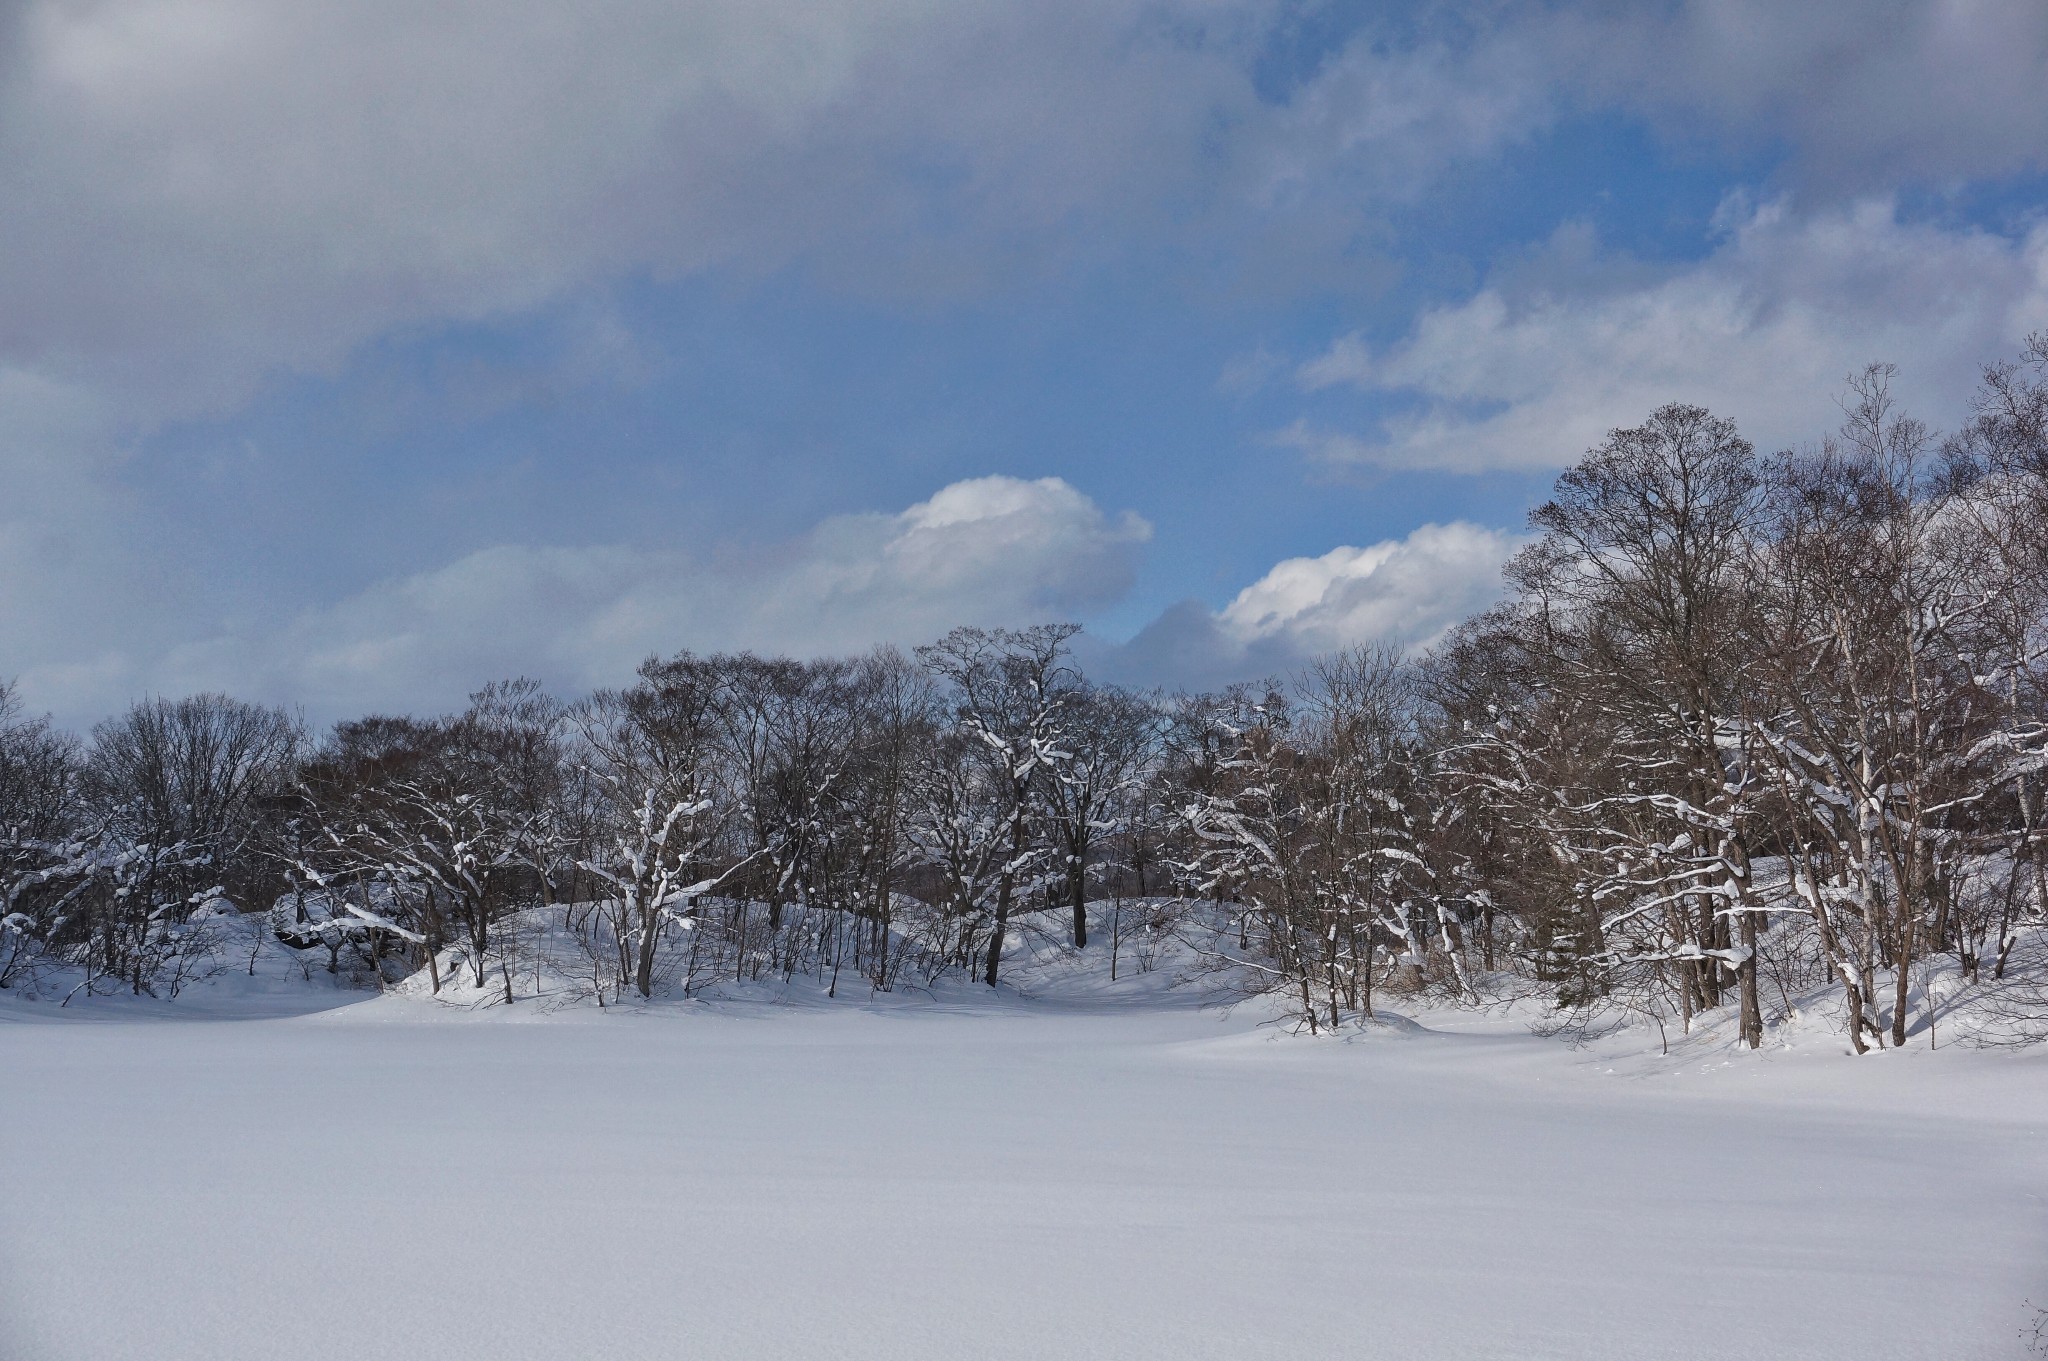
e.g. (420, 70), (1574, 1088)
(19, 0), (2036, 423)
(126, 476), (1149, 721)
(8, 468), (1516, 725)
(4, 1), (2045, 725)
(1291, 199), (2048, 472)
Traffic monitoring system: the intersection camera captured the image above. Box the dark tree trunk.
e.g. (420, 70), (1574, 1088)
(1737, 909), (1762, 1048)
(983, 889), (1011, 987)
(1891, 909), (1915, 1049)
(635, 897), (658, 999)
(1070, 859), (1088, 950)
(984, 810), (1029, 987)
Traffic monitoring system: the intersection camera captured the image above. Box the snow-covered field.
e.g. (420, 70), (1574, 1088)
(5, 937), (2047, 1361)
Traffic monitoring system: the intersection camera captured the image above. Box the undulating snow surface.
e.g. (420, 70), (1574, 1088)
(5, 942), (2047, 1361)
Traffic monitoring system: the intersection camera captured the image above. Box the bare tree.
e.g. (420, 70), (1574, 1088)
(0, 681), (81, 987)
(81, 693), (303, 906)
(916, 624), (1080, 987)
(574, 658), (735, 999)
(1749, 369), (1998, 1050)
(297, 684), (563, 1000)
(63, 694), (303, 994)
(1041, 683), (1158, 949)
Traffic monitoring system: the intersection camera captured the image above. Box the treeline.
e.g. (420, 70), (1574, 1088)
(4, 343), (2047, 1050)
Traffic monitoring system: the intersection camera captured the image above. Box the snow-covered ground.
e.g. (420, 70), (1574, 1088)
(5, 924), (2047, 1360)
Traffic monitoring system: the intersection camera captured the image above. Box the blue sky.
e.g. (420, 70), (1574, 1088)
(5, 0), (2048, 726)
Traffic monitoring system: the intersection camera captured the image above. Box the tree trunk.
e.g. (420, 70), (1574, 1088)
(1737, 909), (1762, 1048)
(1070, 858), (1088, 950)
(983, 887), (1011, 987)
(635, 896), (659, 998)
(1890, 908), (1914, 1049)
(984, 809), (1029, 987)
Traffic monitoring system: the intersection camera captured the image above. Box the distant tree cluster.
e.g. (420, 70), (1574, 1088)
(6, 340), (2048, 1051)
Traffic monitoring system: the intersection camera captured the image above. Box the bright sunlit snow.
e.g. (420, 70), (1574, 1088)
(5, 926), (2044, 1361)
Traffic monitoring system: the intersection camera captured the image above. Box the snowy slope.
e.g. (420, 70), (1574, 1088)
(3, 908), (2047, 1361)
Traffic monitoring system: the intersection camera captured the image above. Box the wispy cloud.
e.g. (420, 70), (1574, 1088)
(1288, 199), (2048, 472)
(51, 477), (1150, 723)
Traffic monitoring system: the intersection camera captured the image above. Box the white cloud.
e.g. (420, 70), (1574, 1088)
(35, 476), (1150, 723)
(0, 0), (1588, 730)
(1217, 522), (1520, 653)
(1245, 1), (2048, 227)
(1293, 199), (2048, 472)
(8, 453), (1515, 721)
(1105, 521), (1521, 690)
(8, 1), (2048, 727)
(2, 0), (2041, 426)
(0, 0), (1635, 426)
(0, 366), (199, 713)
(1567, 0), (2048, 191)
(1247, 26), (1559, 210)
(0, 0), (1269, 422)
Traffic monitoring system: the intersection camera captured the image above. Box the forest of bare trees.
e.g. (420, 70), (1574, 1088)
(6, 342), (2048, 1051)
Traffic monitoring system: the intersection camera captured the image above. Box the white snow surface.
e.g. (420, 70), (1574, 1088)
(5, 919), (2048, 1361)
